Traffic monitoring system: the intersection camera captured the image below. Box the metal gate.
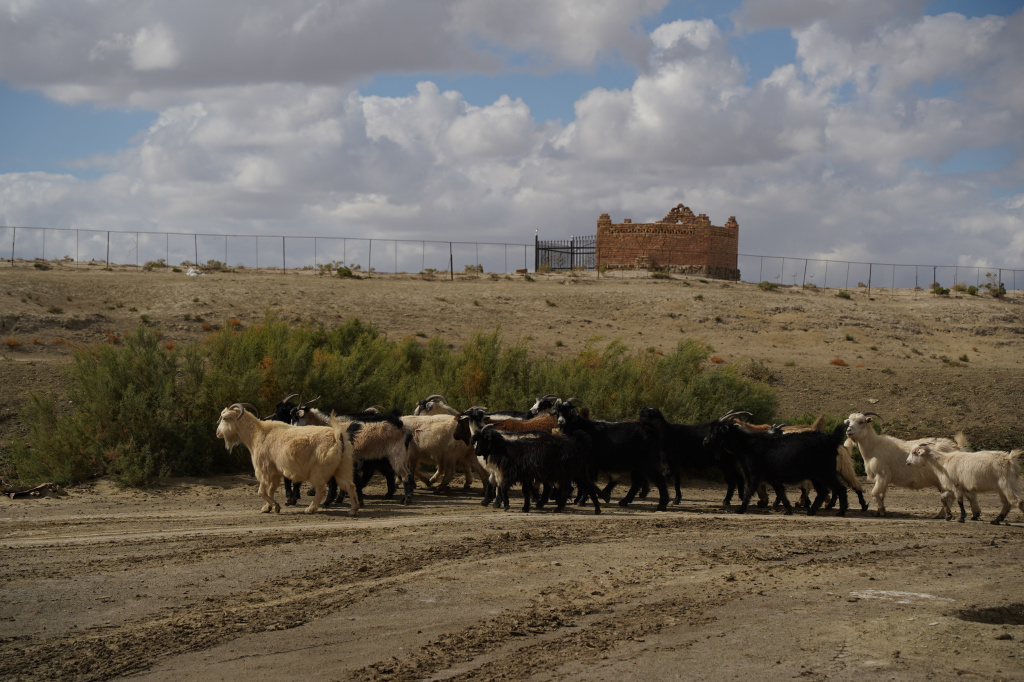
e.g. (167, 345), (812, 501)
(535, 235), (596, 270)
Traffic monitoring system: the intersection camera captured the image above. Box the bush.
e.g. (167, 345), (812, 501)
(9, 328), (214, 486)
(757, 281), (778, 291)
(835, 290), (851, 299)
(9, 316), (778, 486)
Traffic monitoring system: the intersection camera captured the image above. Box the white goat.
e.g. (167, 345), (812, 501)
(215, 403), (359, 515)
(296, 406), (414, 503)
(907, 444), (1024, 524)
(410, 396), (477, 488)
(843, 412), (967, 517)
(402, 414), (487, 493)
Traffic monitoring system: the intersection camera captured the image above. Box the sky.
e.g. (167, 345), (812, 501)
(1, 0), (1023, 269)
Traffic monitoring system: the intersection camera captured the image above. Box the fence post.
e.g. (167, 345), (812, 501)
(867, 263), (872, 296)
(165, 233), (169, 266)
(10, 226), (15, 264)
(801, 259), (807, 287)
(891, 264), (895, 296)
(106, 231), (110, 268)
(449, 242), (453, 281)
(136, 232), (139, 267)
(225, 236), (228, 268)
(933, 266), (936, 288)
(758, 256), (763, 282)
(193, 234), (197, 267)
(781, 258), (785, 286)
(42, 228), (46, 261)
(282, 236), (286, 272)
(76, 229), (80, 264)
(534, 233), (539, 272)
(395, 240), (398, 274)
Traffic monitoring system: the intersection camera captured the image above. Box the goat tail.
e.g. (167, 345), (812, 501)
(953, 431), (970, 450)
(329, 414), (355, 458)
(1007, 449), (1024, 476)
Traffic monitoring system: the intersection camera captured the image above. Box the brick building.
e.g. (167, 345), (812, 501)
(595, 203), (740, 280)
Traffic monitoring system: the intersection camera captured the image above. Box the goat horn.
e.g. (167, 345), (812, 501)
(282, 393), (300, 404)
(862, 411), (884, 422)
(718, 410), (752, 422)
(425, 394), (447, 403)
(540, 394), (559, 401)
(238, 403), (261, 419)
(566, 397), (580, 405)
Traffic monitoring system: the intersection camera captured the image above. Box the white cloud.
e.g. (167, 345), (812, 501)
(130, 24), (181, 71)
(1, 2), (1023, 269)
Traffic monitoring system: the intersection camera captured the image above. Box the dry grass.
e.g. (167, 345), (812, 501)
(4, 338), (20, 349)
(829, 357), (848, 366)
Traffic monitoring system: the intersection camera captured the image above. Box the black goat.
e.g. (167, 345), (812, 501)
(638, 407), (757, 506)
(471, 425), (602, 514)
(483, 394), (562, 421)
(554, 400), (670, 511)
(703, 421), (850, 515)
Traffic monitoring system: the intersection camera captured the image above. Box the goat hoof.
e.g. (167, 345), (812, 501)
(860, 503), (869, 511)
(991, 517), (1005, 525)
(657, 504), (668, 512)
(958, 517), (966, 523)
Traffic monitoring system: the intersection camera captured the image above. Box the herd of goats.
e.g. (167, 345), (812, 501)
(214, 393), (1024, 525)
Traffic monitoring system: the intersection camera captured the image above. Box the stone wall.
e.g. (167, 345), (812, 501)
(595, 204), (739, 280)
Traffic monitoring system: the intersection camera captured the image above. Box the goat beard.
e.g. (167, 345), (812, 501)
(216, 423), (241, 452)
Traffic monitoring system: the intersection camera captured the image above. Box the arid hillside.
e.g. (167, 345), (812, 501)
(2, 262), (1022, 449)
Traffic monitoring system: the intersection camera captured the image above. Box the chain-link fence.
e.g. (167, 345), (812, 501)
(2, 225), (1021, 296)
(737, 254), (1020, 296)
(0, 226), (532, 276)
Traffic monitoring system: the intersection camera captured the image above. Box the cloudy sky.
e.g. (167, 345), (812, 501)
(1, 0), (1023, 269)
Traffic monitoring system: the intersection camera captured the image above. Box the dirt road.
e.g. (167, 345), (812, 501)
(2, 478), (1022, 681)
(1, 264), (1023, 680)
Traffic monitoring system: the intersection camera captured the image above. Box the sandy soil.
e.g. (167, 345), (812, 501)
(1, 262), (1023, 681)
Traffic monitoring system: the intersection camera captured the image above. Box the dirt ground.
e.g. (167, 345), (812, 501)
(1, 262), (1023, 681)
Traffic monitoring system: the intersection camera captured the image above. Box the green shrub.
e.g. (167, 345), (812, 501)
(9, 317), (778, 486)
(835, 290), (851, 299)
(757, 281), (777, 291)
(9, 328), (214, 486)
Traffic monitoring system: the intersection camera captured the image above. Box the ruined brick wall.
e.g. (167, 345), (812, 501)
(595, 204), (739, 280)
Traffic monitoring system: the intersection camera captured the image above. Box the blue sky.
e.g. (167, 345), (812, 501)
(1, 0), (1022, 267)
